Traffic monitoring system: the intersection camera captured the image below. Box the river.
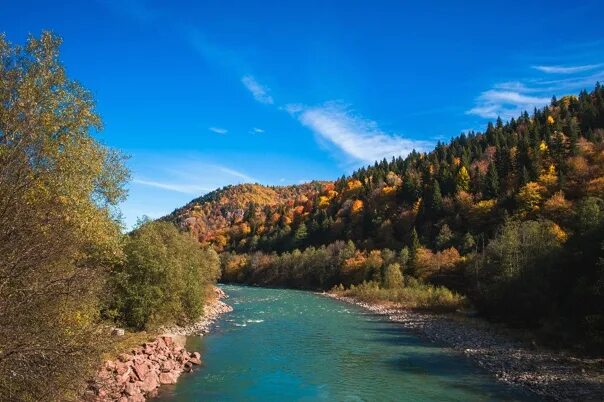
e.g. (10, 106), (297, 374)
(156, 285), (535, 401)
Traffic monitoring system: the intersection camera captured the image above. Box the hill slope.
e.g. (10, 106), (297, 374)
(167, 84), (604, 350)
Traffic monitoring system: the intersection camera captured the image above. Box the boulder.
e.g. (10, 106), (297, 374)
(133, 362), (150, 381)
(139, 373), (158, 392)
(111, 327), (126, 336)
(162, 336), (173, 347)
(124, 382), (139, 396)
(159, 372), (178, 385)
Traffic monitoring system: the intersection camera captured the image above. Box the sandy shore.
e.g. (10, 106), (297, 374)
(325, 293), (604, 401)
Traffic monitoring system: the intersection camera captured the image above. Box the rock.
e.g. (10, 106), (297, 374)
(111, 327), (126, 336)
(124, 382), (139, 396)
(159, 372), (178, 385)
(133, 362), (150, 381)
(189, 357), (201, 365)
(140, 374), (158, 393)
(127, 394), (145, 402)
(118, 353), (132, 363)
(160, 360), (176, 372)
(116, 362), (130, 376)
(162, 336), (173, 347)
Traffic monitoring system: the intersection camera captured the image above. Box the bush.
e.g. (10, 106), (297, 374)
(106, 221), (220, 330)
(333, 279), (465, 312)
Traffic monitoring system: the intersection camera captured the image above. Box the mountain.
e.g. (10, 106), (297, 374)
(165, 84), (604, 350)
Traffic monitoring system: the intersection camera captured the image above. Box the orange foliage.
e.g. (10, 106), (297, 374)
(351, 199), (364, 214)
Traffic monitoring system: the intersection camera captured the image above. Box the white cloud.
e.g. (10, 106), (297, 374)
(250, 127), (265, 134)
(287, 102), (430, 164)
(132, 179), (211, 194)
(213, 165), (256, 182)
(469, 58), (604, 119)
(532, 64), (602, 74)
(241, 75), (274, 104)
(467, 89), (551, 119)
(209, 127), (228, 134)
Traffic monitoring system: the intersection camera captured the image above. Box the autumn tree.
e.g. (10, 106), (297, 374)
(0, 33), (129, 401)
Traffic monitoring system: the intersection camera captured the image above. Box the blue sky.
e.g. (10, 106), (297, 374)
(3, 0), (604, 228)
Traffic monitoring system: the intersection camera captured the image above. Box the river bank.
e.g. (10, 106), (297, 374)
(84, 287), (232, 402)
(325, 293), (604, 401)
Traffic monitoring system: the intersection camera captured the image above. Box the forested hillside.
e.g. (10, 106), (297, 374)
(169, 85), (604, 351)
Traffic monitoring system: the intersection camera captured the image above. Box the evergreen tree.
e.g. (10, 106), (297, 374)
(431, 180), (443, 213)
(484, 163), (499, 198)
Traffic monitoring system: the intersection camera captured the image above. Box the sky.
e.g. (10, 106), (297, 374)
(2, 0), (604, 228)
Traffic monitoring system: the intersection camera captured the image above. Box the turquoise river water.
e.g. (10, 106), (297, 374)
(155, 285), (536, 401)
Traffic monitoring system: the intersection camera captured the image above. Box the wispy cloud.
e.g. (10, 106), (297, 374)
(241, 75), (274, 104)
(132, 179), (211, 194)
(286, 102), (430, 164)
(467, 90), (551, 119)
(532, 64), (602, 74)
(209, 126), (228, 134)
(250, 127), (265, 134)
(468, 57), (604, 119)
(213, 165), (256, 182)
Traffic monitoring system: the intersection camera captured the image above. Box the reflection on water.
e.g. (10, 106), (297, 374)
(155, 285), (536, 401)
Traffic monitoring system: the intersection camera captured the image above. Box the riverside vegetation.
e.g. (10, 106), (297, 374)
(1, 31), (604, 401)
(0, 33), (222, 401)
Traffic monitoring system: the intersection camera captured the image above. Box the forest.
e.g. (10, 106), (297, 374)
(168, 85), (604, 352)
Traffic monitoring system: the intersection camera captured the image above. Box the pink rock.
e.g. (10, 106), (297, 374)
(189, 357), (201, 365)
(127, 394), (145, 402)
(118, 353), (132, 363)
(139, 373), (158, 392)
(160, 360), (175, 372)
(162, 336), (173, 347)
(159, 372), (178, 384)
(124, 382), (139, 396)
(133, 362), (150, 381)
(116, 362), (130, 375)
(191, 352), (201, 360)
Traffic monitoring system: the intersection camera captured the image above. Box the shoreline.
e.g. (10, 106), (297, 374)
(85, 286), (232, 402)
(324, 293), (604, 401)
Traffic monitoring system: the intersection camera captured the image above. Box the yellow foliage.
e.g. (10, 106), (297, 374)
(550, 223), (568, 243)
(538, 164), (558, 189)
(346, 179), (363, 193)
(547, 115), (555, 125)
(518, 182), (546, 214)
(318, 196), (330, 208)
(587, 176), (604, 197)
(539, 141), (548, 152)
(381, 185), (396, 197)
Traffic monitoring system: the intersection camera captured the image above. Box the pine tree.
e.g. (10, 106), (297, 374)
(484, 163), (499, 199)
(431, 180), (443, 213)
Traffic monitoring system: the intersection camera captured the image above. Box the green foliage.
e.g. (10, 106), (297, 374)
(0, 32), (128, 401)
(382, 263), (404, 289)
(107, 221), (220, 330)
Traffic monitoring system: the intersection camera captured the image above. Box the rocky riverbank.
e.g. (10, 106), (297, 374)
(326, 293), (604, 401)
(157, 287), (233, 336)
(84, 287), (232, 401)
